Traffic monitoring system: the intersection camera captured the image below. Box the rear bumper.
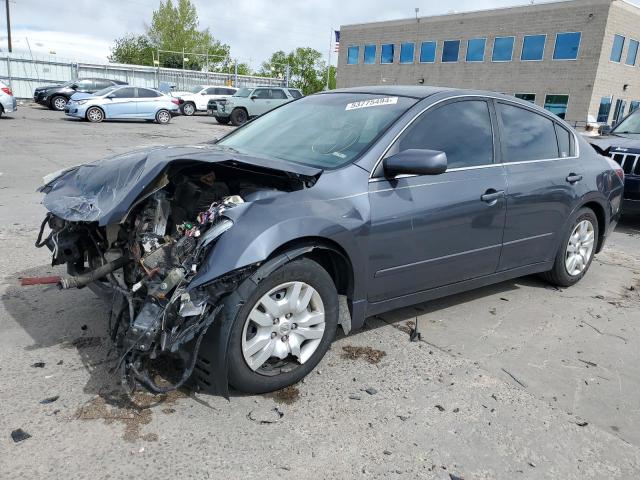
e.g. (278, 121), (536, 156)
(622, 176), (640, 213)
(623, 198), (640, 215)
(1, 96), (17, 113)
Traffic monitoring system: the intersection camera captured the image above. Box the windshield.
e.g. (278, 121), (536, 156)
(234, 88), (252, 98)
(613, 110), (640, 135)
(189, 85), (204, 94)
(218, 93), (418, 169)
(94, 86), (118, 97)
(61, 81), (76, 88)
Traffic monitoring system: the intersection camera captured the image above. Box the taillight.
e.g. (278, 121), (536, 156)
(606, 157), (625, 182)
(1, 87), (12, 96)
(171, 98), (180, 105)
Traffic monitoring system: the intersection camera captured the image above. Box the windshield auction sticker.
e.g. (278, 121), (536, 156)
(345, 97), (399, 111)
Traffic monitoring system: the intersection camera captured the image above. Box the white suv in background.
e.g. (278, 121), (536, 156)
(0, 81), (17, 117)
(178, 85), (238, 116)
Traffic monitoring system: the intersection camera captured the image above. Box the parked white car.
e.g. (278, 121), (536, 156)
(178, 85), (238, 116)
(0, 81), (17, 117)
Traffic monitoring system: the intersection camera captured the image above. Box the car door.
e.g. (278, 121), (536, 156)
(136, 88), (162, 117)
(367, 98), (508, 302)
(250, 88), (272, 116)
(495, 100), (584, 270)
(197, 87), (217, 110)
(104, 87), (138, 118)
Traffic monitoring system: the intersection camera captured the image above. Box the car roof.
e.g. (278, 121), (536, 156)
(77, 78), (128, 84)
(325, 85), (536, 101)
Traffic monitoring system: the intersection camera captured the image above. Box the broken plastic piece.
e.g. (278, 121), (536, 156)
(11, 429), (31, 443)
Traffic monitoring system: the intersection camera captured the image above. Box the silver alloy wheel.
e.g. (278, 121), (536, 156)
(241, 281), (326, 373)
(53, 97), (67, 110)
(183, 103), (195, 115)
(86, 107), (103, 122)
(565, 219), (595, 276)
(157, 110), (170, 124)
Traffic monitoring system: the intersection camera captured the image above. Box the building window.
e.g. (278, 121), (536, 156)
(515, 93), (536, 103)
(466, 38), (486, 62)
(442, 40), (460, 62)
(521, 34), (546, 61)
(613, 99), (627, 124)
(631, 101), (640, 114)
(400, 42), (415, 64)
(381, 44), (394, 64)
(364, 44), (376, 64)
(597, 96), (613, 123)
(553, 32), (581, 60)
(347, 46), (359, 65)
(492, 36), (515, 62)
(544, 94), (569, 119)
(610, 34), (625, 62)
(626, 39), (639, 66)
(420, 41), (437, 63)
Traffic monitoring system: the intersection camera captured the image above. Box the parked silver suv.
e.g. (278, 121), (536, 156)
(0, 81), (17, 117)
(208, 86), (303, 126)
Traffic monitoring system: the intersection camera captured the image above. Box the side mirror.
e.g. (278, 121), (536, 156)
(599, 124), (612, 135)
(250, 95), (258, 100)
(383, 149), (448, 177)
(70, 84), (78, 90)
(106, 94), (116, 99)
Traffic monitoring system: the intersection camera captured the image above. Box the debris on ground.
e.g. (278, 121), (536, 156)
(11, 428), (31, 443)
(578, 359), (598, 367)
(247, 406), (284, 424)
(435, 404), (445, 412)
(265, 385), (300, 405)
(62, 337), (103, 349)
(575, 420), (589, 427)
(349, 394), (362, 400)
(501, 368), (527, 388)
(364, 387), (377, 395)
(341, 345), (387, 364)
(80, 325), (88, 331)
(31, 362), (45, 368)
(40, 396), (59, 404)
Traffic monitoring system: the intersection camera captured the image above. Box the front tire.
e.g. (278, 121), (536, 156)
(182, 102), (196, 116)
(155, 109), (171, 124)
(86, 107), (104, 123)
(542, 207), (598, 287)
(227, 258), (338, 394)
(230, 108), (248, 126)
(51, 95), (68, 111)
(215, 116), (231, 125)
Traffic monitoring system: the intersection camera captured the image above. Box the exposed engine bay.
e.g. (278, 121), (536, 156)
(33, 160), (310, 393)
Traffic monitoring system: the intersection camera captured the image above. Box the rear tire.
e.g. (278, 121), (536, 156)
(85, 107), (104, 123)
(542, 207), (598, 287)
(230, 108), (248, 126)
(155, 109), (171, 124)
(51, 95), (68, 111)
(182, 102), (196, 116)
(215, 116), (231, 125)
(226, 258), (338, 394)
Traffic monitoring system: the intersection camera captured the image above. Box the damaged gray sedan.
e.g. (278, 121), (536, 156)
(33, 86), (623, 395)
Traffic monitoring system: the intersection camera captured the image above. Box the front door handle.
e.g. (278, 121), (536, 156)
(566, 173), (583, 184)
(481, 189), (505, 204)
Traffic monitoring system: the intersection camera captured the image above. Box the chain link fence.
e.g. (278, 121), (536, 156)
(0, 52), (284, 99)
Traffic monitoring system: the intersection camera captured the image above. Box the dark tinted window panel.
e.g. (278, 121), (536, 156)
(271, 89), (287, 99)
(112, 87), (136, 98)
(515, 93), (536, 103)
(288, 89), (303, 99)
(466, 38), (486, 62)
(347, 46), (359, 65)
(498, 103), (559, 161)
(554, 32), (581, 60)
(555, 123), (572, 158)
(626, 39), (639, 66)
(364, 44), (376, 64)
(597, 96), (612, 123)
(442, 40), (460, 62)
(400, 42), (415, 64)
(398, 100), (494, 169)
(254, 89), (270, 99)
(544, 94), (569, 119)
(521, 35), (546, 61)
(138, 88), (160, 98)
(492, 37), (514, 61)
(420, 41), (436, 63)
(381, 44), (394, 63)
(611, 34), (625, 62)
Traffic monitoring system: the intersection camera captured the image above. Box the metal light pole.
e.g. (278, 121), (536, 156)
(5, 0), (12, 52)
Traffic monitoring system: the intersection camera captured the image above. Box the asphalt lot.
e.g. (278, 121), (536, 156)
(1, 105), (640, 479)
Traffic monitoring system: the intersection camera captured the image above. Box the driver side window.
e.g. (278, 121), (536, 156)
(253, 89), (270, 99)
(397, 100), (494, 169)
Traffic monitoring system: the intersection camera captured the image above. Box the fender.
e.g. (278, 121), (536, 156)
(554, 191), (610, 255)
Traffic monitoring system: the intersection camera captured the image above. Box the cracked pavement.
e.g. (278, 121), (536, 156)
(1, 106), (639, 479)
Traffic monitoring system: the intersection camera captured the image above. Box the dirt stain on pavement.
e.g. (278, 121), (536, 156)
(265, 385), (300, 405)
(341, 345), (387, 364)
(73, 389), (187, 442)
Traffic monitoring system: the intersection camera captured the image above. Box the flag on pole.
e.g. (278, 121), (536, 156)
(334, 30), (340, 53)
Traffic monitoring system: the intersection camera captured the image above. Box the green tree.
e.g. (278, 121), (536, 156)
(109, 0), (230, 70)
(261, 47), (332, 95)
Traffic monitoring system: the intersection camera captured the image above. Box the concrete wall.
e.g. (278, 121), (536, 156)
(337, 0), (623, 124)
(590, 0), (640, 123)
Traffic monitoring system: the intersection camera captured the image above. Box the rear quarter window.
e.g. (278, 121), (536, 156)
(288, 89), (303, 99)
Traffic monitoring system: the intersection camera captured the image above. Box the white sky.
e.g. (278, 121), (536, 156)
(1, 0), (639, 68)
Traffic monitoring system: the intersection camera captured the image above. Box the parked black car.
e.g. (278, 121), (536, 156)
(590, 109), (640, 215)
(34, 78), (128, 111)
(33, 86), (624, 396)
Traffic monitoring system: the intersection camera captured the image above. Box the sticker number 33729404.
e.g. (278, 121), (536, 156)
(345, 97), (399, 111)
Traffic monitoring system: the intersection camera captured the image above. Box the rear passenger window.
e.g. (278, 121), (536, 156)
(271, 89), (288, 99)
(498, 103), (559, 161)
(397, 100), (494, 169)
(288, 89), (303, 99)
(137, 88), (160, 98)
(555, 123), (572, 158)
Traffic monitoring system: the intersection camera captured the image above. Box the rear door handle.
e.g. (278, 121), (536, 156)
(566, 173), (583, 184)
(481, 189), (505, 204)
